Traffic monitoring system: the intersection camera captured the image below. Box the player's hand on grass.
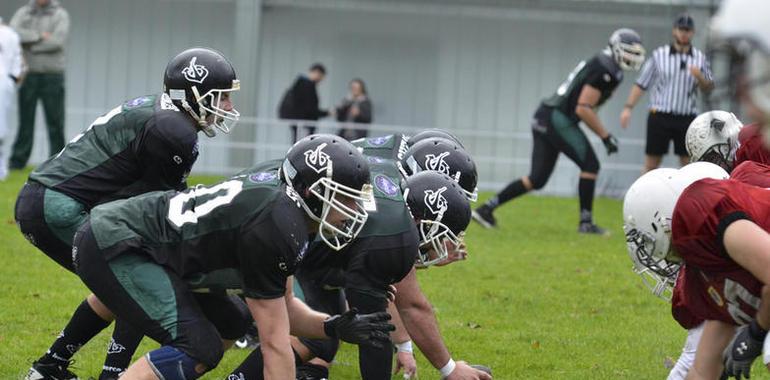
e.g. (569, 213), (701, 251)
(446, 361), (492, 380)
(323, 308), (395, 348)
(394, 351), (418, 379)
(434, 240), (468, 268)
(722, 320), (766, 379)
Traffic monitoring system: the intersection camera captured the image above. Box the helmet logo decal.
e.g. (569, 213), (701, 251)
(304, 143), (331, 174)
(424, 152), (450, 173)
(182, 57), (209, 84)
(374, 174), (399, 196)
(424, 186), (448, 215)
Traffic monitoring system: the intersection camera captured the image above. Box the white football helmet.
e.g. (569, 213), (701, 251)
(685, 110), (743, 171)
(623, 163), (728, 300)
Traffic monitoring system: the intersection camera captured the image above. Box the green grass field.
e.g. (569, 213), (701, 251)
(0, 168), (765, 379)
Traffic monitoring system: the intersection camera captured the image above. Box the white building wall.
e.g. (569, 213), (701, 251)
(0, 0), (715, 196)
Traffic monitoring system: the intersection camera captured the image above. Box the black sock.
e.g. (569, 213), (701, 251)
(488, 179), (528, 209)
(41, 299), (111, 365)
(297, 363), (329, 379)
(99, 320), (144, 378)
(578, 177), (596, 224)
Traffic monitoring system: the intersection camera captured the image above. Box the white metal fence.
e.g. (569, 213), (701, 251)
(7, 104), (682, 199)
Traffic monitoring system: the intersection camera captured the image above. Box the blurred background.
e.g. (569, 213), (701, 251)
(0, 0), (721, 197)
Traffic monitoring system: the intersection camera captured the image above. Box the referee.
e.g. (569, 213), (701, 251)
(620, 13), (714, 173)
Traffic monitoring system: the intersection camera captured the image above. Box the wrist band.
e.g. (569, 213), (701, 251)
(624, 104), (633, 109)
(395, 340), (413, 354)
(439, 358), (456, 378)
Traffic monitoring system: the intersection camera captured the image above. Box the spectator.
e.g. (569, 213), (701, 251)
(278, 62), (330, 143)
(620, 12), (714, 173)
(9, 0), (69, 170)
(336, 78), (372, 141)
(0, 16), (23, 180)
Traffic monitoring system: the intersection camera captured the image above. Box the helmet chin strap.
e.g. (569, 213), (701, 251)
(182, 88), (216, 137)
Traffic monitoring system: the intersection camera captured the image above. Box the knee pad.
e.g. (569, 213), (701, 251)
(146, 346), (202, 380)
(299, 337), (340, 363)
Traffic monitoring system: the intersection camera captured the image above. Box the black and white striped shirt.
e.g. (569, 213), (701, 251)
(636, 44), (712, 116)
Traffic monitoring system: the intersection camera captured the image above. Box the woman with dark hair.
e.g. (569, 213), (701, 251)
(336, 78), (373, 140)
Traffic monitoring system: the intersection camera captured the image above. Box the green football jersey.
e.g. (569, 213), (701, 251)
(542, 53), (623, 123)
(30, 93), (199, 209)
(352, 134), (410, 161)
(89, 168), (309, 299)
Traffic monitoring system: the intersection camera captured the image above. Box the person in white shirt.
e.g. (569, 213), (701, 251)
(0, 16), (23, 180)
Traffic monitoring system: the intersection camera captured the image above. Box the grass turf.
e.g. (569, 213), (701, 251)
(0, 168), (765, 379)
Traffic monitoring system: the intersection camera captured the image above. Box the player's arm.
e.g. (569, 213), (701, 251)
(723, 219), (770, 285)
(246, 296), (295, 380)
(394, 267), (491, 380)
(574, 85), (609, 139)
(389, 302), (418, 378)
(686, 320), (735, 380)
(140, 124), (197, 191)
(284, 276), (331, 339)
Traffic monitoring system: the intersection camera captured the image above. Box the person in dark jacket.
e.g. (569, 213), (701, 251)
(279, 63), (330, 142)
(336, 78), (372, 141)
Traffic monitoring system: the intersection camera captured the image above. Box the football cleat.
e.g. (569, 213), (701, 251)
(25, 360), (79, 380)
(577, 222), (609, 236)
(234, 332), (260, 349)
(471, 205), (496, 228)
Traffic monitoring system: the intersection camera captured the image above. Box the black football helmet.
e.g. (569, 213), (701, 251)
(164, 47), (240, 137)
(407, 128), (464, 148)
(281, 134), (373, 250)
(403, 171), (471, 267)
(400, 137), (478, 201)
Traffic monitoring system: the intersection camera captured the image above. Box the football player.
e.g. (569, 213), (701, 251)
(226, 141), (489, 379)
(16, 47), (241, 380)
(72, 134), (395, 379)
(473, 28), (645, 234)
(624, 162), (770, 380)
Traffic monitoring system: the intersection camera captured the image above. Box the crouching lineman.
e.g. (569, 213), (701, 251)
(17, 47), (241, 380)
(624, 160), (770, 380)
(226, 136), (490, 379)
(72, 135), (395, 379)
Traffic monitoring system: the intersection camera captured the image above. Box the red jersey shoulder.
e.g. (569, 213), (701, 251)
(736, 123), (770, 166)
(675, 264), (761, 325)
(731, 161), (770, 187)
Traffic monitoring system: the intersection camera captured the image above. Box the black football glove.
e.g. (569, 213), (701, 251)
(323, 308), (395, 349)
(722, 319), (767, 379)
(602, 134), (619, 155)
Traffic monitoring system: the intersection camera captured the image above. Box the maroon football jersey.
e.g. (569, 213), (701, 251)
(671, 268), (705, 329)
(731, 161), (770, 188)
(735, 123), (770, 166)
(671, 179), (770, 325)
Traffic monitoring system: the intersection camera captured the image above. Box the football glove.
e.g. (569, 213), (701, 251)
(602, 134), (619, 155)
(722, 319), (767, 379)
(323, 308), (395, 348)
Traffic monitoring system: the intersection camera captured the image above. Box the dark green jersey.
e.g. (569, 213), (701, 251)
(352, 134), (410, 161)
(30, 93), (199, 209)
(542, 53), (623, 123)
(89, 169), (309, 299)
(360, 158), (414, 237)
